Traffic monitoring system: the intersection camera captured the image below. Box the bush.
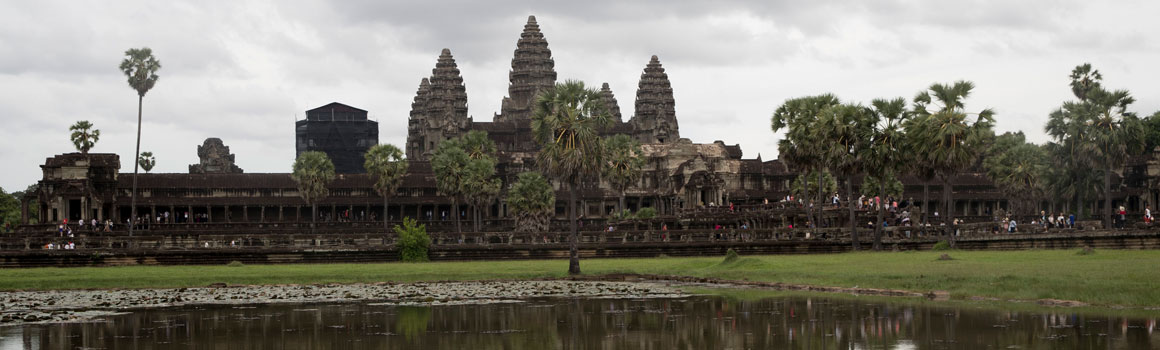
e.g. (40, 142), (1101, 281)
(1076, 246), (1095, 255)
(932, 240), (951, 251)
(395, 217), (430, 262)
(227, 260), (244, 267)
(636, 207), (657, 220)
(723, 249), (740, 263)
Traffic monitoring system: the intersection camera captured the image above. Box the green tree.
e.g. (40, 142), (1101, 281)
(138, 151), (155, 173)
(907, 81), (995, 239)
(12, 184), (39, 225)
(453, 131), (501, 232)
(983, 132), (1049, 221)
(1087, 88), (1144, 228)
(815, 103), (873, 249)
(860, 98), (911, 250)
(772, 94), (841, 236)
(531, 80), (612, 275)
(602, 134), (645, 213)
(394, 217), (430, 262)
(69, 121), (100, 154)
(292, 151), (335, 233)
(120, 47), (161, 236)
(1142, 111), (1160, 152)
(364, 143), (409, 229)
(0, 187), (20, 233)
(431, 142), (471, 233)
(507, 172), (556, 233)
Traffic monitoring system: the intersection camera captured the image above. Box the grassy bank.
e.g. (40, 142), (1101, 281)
(1, 249), (1157, 308)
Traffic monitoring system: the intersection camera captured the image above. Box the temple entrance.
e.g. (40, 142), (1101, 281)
(68, 199), (81, 221)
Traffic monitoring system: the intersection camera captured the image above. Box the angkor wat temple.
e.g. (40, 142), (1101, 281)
(17, 16), (1160, 230)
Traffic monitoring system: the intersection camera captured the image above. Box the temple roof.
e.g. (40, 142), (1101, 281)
(599, 82), (623, 123)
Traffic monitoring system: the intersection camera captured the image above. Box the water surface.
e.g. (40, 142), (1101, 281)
(3, 294), (1157, 349)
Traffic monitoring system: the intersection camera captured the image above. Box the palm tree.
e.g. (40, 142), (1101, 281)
(138, 152), (156, 173)
(983, 132), (1049, 221)
(772, 94), (840, 235)
(814, 103), (871, 248)
(454, 131), (501, 232)
(364, 144), (408, 229)
(531, 80), (612, 275)
(507, 172), (555, 233)
(120, 47), (161, 236)
(860, 98), (910, 250)
(907, 81), (995, 241)
(1045, 101), (1098, 218)
(292, 151), (335, 233)
(69, 121), (100, 154)
(1087, 88), (1144, 228)
(431, 142), (470, 233)
(602, 134), (645, 213)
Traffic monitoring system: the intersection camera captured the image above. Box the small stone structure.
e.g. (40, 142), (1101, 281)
(188, 138), (243, 174)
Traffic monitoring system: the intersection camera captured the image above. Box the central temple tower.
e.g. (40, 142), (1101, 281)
(629, 55), (680, 144)
(494, 15), (557, 124)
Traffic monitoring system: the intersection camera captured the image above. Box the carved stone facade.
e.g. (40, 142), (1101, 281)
(34, 153), (120, 223)
(406, 49), (472, 160)
(188, 138), (243, 174)
(629, 55), (680, 144)
(494, 15), (557, 124)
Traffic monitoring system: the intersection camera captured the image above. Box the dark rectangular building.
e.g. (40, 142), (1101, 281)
(295, 102), (378, 173)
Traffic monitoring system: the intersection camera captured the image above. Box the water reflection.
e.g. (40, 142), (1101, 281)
(2, 295), (1157, 349)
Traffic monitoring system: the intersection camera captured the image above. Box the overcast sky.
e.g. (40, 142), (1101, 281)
(2, 0), (1158, 191)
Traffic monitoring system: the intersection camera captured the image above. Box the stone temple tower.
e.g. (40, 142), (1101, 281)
(406, 49), (471, 160)
(494, 15), (557, 124)
(629, 55), (680, 144)
(599, 82), (623, 123)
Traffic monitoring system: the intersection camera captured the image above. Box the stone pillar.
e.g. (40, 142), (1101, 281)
(243, 205), (249, 222)
(259, 206), (265, 222)
(278, 206), (284, 221)
(207, 205), (212, 223)
(168, 205), (175, 223)
(19, 197), (29, 225)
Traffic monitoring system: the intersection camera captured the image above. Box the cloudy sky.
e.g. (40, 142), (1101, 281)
(2, 0), (1158, 191)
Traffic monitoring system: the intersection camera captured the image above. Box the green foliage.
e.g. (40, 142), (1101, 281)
(395, 306), (432, 342)
(532, 80), (612, 185)
(119, 47), (161, 96)
(860, 173), (904, 198)
(723, 249), (740, 263)
(507, 172), (555, 232)
(602, 134), (645, 209)
(432, 133), (501, 232)
(291, 151), (336, 209)
(138, 151), (155, 173)
(982, 132), (1049, 216)
(770, 94), (841, 174)
(394, 217), (430, 262)
(790, 170), (837, 199)
(635, 207), (657, 219)
(227, 261), (244, 267)
(0, 187), (20, 233)
(364, 144), (408, 199)
(69, 121), (100, 154)
(1143, 111), (1160, 152)
(932, 240), (951, 251)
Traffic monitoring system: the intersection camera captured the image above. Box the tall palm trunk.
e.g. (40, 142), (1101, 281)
(921, 183), (929, 230)
(619, 193), (626, 215)
(453, 198), (461, 233)
(847, 178), (858, 250)
(568, 182), (580, 275)
(311, 203), (317, 234)
(1104, 168), (1112, 229)
(383, 196), (389, 230)
(130, 95), (142, 236)
(944, 177), (955, 246)
(816, 171), (823, 235)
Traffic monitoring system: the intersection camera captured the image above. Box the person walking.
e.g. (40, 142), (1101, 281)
(1145, 205), (1153, 224)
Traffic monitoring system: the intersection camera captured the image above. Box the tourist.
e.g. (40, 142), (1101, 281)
(1145, 205), (1153, 224)
(1118, 206), (1127, 229)
(1068, 213), (1076, 228)
(1008, 218), (1017, 233)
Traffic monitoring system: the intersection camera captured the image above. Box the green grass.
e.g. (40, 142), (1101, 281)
(1, 249), (1158, 308)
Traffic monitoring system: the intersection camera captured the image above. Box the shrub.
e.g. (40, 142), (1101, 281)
(395, 217), (430, 262)
(932, 240), (951, 251)
(937, 253), (954, 261)
(227, 260), (244, 267)
(723, 249), (740, 263)
(1076, 246), (1095, 255)
(636, 207), (657, 219)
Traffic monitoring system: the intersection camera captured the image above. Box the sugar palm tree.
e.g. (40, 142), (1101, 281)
(860, 98), (910, 250)
(907, 81), (995, 241)
(120, 47), (161, 236)
(602, 134), (645, 213)
(983, 132), (1049, 221)
(69, 121), (100, 154)
(292, 151), (335, 233)
(772, 94), (840, 235)
(364, 143), (408, 229)
(814, 103), (871, 249)
(1087, 88), (1144, 228)
(138, 152), (155, 173)
(453, 131), (501, 232)
(431, 142), (470, 233)
(531, 80), (612, 275)
(507, 172), (556, 233)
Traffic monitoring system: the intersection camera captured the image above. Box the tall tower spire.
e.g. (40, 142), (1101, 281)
(406, 49), (471, 160)
(599, 82), (623, 123)
(495, 15), (557, 124)
(630, 55), (679, 143)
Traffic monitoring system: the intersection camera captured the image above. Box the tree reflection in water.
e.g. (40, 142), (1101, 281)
(3, 295), (1157, 349)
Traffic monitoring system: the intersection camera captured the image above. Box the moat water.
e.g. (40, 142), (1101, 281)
(2, 294), (1157, 349)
